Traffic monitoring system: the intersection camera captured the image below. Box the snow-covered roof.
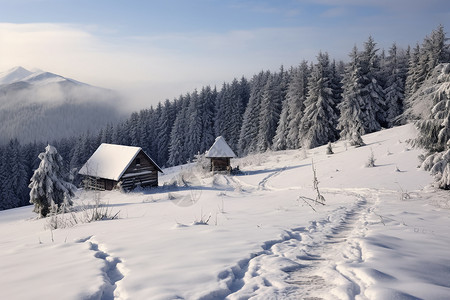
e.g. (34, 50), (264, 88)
(78, 143), (162, 181)
(205, 136), (236, 158)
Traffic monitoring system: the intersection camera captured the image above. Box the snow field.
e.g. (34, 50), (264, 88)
(0, 124), (449, 299)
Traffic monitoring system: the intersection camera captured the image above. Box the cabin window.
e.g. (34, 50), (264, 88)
(136, 158), (141, 166)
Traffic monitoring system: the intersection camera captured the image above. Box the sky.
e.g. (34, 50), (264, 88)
(0, 0), (449, 111)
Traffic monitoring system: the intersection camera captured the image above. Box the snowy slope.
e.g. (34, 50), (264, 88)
(0, 124), (449, 300)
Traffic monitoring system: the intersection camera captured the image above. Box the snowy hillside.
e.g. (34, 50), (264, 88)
(0, 66), (123, 144)
(0, 124), (449, 300)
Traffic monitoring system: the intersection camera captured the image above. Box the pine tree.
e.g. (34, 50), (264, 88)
(0, 146), (14, 210)
(405, 26), (450, 102)
(413, 63), (450, 189)
(5, 139), (28, 206)
(360, 36), (386, 129)
(156, 99), (174, 166)
(330, 60), (344, 108)
(286, 61), (309, 149)
(299, 52), (339, 148)
(338, 46), (367, 146)
(128, 112), (141, 147)
(168, 95), (190, 166)
(238, 71), (270, 155)
(227, 79), (245, 150)
(272, 93), (290, 151)
(420, 25), (449, 80)
(257, 72), (283, 151)
(187, 90), (203, 159)
(405, 44), (422, 99)
(200, 86), (216, 154)
(272, 66), (293, 150)
(214, 83), (230, 139)
(29, 145), (76, 218)
(384, 43), (406, 127)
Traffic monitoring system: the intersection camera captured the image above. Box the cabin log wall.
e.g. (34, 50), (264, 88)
(120, 151), (158, 189)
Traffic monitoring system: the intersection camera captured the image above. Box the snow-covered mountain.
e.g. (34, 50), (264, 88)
(0, 67), (124, 144)
(0, 66), (89, 87)
(0, 66), (33, 84)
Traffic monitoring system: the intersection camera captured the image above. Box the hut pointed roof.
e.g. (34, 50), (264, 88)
(205, 136), (236, 158)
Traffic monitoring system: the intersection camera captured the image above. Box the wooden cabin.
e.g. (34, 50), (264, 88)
(205, 136), (236, 173)
(78, 143), (163, 190)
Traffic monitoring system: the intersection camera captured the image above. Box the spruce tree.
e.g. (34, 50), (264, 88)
(272, 93), (290, 151)
(6, 139), (28, 206)
(168, 95), (190, 166)
(286, 61), (309, 149)
(384, 43), (406, 127)
(227, 79), (245, 151)
(299, 52), (338, 148)
(413, 64), (450, 189)
(360, 36), (386, 129)
(257, 72), (283, 151)
(187, 90), (203, 159)
(238, 71), (269, 155)
(29, 145), (76, 218)
(338, 46), (366, 146)
(405, 44), (422, 99)
(200, 86), (216, 154)
(273, 67), (294, 151)
(156, 99), (174, 166)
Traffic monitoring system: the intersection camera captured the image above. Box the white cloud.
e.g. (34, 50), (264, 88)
(0, 19), (446, 111)
(1, 23), (330, 110)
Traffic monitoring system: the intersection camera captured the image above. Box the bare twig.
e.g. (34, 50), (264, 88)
(312, 159), (326, 205)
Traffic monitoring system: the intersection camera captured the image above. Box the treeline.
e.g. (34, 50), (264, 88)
(0, 25), (449, 210)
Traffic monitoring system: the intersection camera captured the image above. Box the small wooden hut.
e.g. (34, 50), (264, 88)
(205, 136), (236, 172)
(78, 143), (163, 190)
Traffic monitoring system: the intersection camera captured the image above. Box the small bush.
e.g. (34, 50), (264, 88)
(45, 199), (119, 230)
(326, 142), (334, 155)
(366, 149), (376, 167)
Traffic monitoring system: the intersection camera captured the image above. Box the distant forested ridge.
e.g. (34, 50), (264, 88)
(1, 25), (449, 210)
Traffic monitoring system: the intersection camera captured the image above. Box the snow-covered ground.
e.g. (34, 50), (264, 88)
(1, 124), (449, 300)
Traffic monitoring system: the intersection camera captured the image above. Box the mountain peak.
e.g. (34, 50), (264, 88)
(0, 66), (33, 85)
(0, 67), (88, 87)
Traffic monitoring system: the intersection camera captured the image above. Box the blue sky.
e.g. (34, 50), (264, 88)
(1, 0), (449, 109)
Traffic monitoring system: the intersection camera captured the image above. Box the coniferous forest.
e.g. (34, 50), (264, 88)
(1, 25), (449, 210)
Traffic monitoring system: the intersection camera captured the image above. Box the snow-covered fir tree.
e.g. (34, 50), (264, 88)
(299, 52), (339, 148)
(6, 140), (28, 207)
(29, 145), (76, 218)
(199, 86), (217, 154)
(238, 71), (270, 155)
(405, 44), (422, 99)
(384, 43), (406, 126)
(257, 72), (284, 151)
(405, 25), (450, 102)
(214, 83), (231, 140)
(285, 61), (310, 149)
(272, 66), (293, 151)
(360, 36), (386, 129)
(272, 89), (290, 151)
(411, 63), (450, 189)
(156, 99), (176, 166)
(330, 59), (344, 111)
(227, 79), (247, 151)
(168, 95), (190, 166)
(338, 46), (367, 147)
(187, 90), (203, 158)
